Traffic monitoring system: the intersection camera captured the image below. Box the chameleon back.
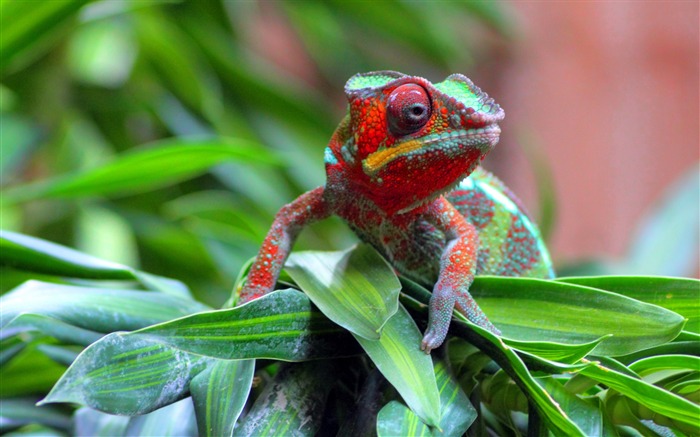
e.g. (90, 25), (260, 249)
(447, 167), (555, 278)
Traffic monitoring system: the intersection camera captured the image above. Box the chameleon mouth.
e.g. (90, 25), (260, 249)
(362, 124), (501, 177)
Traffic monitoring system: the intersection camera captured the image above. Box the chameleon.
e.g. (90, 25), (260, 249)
(239, 71), (554, 353)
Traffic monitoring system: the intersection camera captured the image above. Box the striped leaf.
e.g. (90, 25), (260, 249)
(581, 361), (700, 430)
(536, 377), (611, 436)
(132, 289), (359, 361)
(469, 276), (685, 355)
(377, 358), (477, 436)
(233, 361), (334, 436)
(433, 359), (477, 436)
(286, 244), (401, 340)
(504, 336), (609, 364)
(355, 305), (441, 428)
(377, 401), (431, 437)
(557, 276), (700, 333)
(400, 282), (586, 436)
(190, 359), (254, 437)
(39, 334), (212, 415)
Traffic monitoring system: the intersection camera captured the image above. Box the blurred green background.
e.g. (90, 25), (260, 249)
(1, 0), (697, 306)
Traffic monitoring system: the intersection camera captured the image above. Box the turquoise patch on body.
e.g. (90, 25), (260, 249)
(324, 147), (338, 165)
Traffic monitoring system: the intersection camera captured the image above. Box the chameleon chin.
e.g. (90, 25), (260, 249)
(240, 71), (554, 353)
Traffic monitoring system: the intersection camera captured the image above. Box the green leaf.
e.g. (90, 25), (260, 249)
(470, 276), (685, 355)
(354, 305), (441, 428)
(1, 281), (209, 333)
(125, 398), (197, 437)
(399, 283), (585, 435)
(627, 355), (700, 377)
(0, 230), (191, 297)
(433, 358), (477, 436)
(581, 360), (700, 429)
(181, 17), (336, 136)
(40, 333), (212, 415)
(0, 0), (91, 72)
(233, 361), (335, 437)
(133, 9), (223, 125)
(286, 244), (401, 340)
(0, 399), (71, 433)
(375, 358), (476, 436)
(557, 276), (700, 333)
(3, 313), (102, 346)
(615, 341), (700, 366)
(377, 401), (431, 437)
(73, 408), (130, 437)
(504, 336), (610, 364)
(190, 359), (254, 437)
(3, 138), (280, 204)
(1, 344), (67, 398)
(535, 378), (615, 437)
(132, 289), (359, 361)
(514, 349), (592, 375)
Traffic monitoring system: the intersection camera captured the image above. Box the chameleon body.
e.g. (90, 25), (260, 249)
(240, 71), (553, 352)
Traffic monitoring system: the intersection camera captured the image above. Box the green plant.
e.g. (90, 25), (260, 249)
(2, 230), (699, 436)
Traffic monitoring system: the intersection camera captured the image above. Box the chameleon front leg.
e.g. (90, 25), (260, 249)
(239, 186), (330, 304)
(420, 198), (500, 353)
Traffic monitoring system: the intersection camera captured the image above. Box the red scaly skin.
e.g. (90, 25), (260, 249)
(240, 71), (547, 353)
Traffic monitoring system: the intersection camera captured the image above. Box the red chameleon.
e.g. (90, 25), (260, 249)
(240, 71), (554, 353)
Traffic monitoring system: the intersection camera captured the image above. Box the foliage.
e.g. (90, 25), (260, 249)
(2, 1), (698, 436)
(1, 232), (699, 436)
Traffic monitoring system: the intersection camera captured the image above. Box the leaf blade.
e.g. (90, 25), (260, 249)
(286, 244), (401, 340)
(355, 305), (441, 428)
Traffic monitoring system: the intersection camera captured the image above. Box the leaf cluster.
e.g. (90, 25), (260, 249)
(1, 231), (698, 436)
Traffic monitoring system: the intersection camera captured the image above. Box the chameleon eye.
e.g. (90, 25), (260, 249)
(387, 84), (432, 136)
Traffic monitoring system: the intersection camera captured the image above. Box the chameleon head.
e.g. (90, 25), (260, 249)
(331, 71), (505, 215)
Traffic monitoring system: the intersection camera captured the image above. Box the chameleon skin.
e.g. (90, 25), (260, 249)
(240, 71), (554, 353)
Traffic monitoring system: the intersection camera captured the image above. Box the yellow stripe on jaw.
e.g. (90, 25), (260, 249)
(362, 139), (423, 176)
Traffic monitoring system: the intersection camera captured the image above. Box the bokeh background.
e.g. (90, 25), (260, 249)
(2, 1), (698, 306)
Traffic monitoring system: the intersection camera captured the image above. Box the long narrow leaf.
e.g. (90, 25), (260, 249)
(190, 359), (254, 437)
(470, 276), (685, 355)
(286, 244), (401, 340)
(354, 305), (441, 428)
(377, 401), (431, 437)
(557, 276), (700, 333)
(40, 333), (212, 415)
(132, 289), (359, 361)
(1, 281), (209, 333)
(400, 283), (585, 435)
(0, 0), (91, 71)
(233, 361), (335, 436)
(3, 138), (280, 204)
(0, 230), (191, 297)
(125, 398), (197, 437)
(581, 360), (700, 429)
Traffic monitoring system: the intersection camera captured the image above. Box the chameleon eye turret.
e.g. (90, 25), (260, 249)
(387, 84), (432, 136)
(242, 71), (553, 353)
